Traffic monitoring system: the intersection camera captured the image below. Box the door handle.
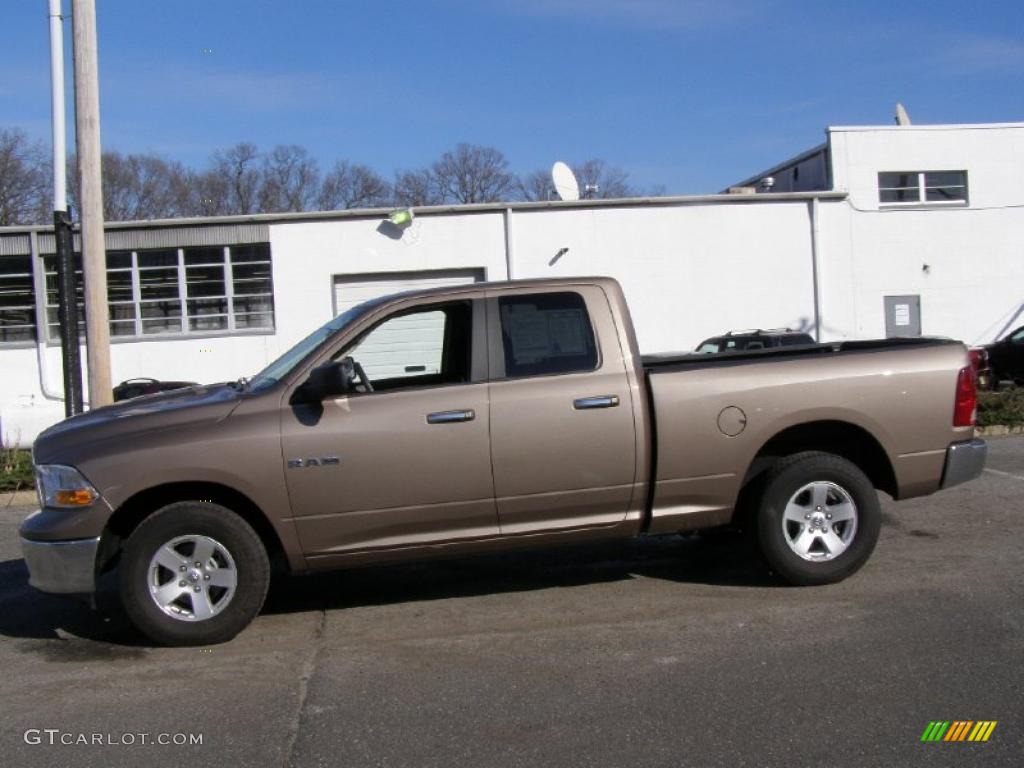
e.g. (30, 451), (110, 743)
(426, 409), (476, 424)
(573, 395), (620, 410)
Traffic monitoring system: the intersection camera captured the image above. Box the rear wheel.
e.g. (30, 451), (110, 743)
(118, 502), (270, 646)
(756, 452), (880, 585)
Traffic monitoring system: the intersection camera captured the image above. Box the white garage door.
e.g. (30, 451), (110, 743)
(333, 269), (484, 380)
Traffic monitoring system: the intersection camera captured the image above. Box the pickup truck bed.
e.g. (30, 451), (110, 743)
(639, 336), (973, 540)
(642, 335), (959, 369)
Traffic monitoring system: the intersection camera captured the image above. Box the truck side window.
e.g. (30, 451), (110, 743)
(345, 300), (472, 392)
(498, 292), (598, 378)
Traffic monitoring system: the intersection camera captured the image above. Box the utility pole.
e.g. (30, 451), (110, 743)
(71, 0), (112, 407)
(48, 0), (84, 416)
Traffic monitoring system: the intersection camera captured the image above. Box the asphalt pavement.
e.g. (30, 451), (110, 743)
(1, 436), (1022, 768)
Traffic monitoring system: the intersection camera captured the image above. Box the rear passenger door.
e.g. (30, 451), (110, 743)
(486, 286), (637, 534)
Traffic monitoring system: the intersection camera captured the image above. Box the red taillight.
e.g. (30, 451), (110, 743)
(953, 365), (977, 427)
(968, 348), (986, 371)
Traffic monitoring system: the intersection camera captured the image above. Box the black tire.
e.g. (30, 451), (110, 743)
(756, 451), (880, 586)
(118, 502), (270, 646)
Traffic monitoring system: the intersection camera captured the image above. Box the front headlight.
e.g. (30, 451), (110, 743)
(35, 465), (100, 509)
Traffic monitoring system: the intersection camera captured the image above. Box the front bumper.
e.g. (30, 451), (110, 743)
(940, 438), (988, 489)
(21, 534), (100, 594)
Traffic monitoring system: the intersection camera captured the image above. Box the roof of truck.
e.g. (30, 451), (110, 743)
(367, 276), (623, 304)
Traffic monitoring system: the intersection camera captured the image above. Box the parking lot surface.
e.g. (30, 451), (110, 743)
(1, 436), (1022, 768)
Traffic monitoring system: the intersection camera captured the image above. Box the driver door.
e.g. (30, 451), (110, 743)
(283, 296), (498, 562)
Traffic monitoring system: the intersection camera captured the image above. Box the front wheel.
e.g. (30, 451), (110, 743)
(118, 502), (270, 646)
(756, 452), (881, 586)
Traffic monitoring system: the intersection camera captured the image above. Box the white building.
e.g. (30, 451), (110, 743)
(2, 120), (1022, 446)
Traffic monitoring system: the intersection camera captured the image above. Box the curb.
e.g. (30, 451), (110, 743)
(1, 490), (37, 507)
(976, 425), (1024, 437)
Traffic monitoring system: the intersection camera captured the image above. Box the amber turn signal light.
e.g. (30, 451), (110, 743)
(53, 488), (97, 506)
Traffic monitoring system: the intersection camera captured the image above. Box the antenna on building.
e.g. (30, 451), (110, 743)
(551, 161), (580, 201)
(895, 103), (912, 126)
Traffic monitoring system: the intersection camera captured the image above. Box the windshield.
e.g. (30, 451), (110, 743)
(247, 298), (387, 392)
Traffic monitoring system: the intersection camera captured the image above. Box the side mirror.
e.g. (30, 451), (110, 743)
(306, 357), (356, 400)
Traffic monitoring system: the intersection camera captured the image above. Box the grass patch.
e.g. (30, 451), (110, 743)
(1, 448), (34, 492)
(977, 386), (1024, 428)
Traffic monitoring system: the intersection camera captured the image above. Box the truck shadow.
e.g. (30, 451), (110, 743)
(0, 560), (150, 655)
(0, 531), (772, 648)
(262, 531), (772, 617)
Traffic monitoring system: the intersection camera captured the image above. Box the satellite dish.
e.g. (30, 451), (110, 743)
(551, 161), (579, 201)
(895, 103), (912, 126)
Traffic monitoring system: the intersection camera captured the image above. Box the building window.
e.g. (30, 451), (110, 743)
(184, 247), (227, 333)
(230, 244), (275, 330)
(0, 255), (36, 343)
(878, 171), (968, 206)
(43, 242), (274, 342)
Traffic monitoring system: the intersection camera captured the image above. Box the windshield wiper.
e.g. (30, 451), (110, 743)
(229, 376), (250, 391)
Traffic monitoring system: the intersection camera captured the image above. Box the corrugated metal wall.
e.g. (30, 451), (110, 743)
(0, 235), (31, 257)
(0, 223), (269, 256)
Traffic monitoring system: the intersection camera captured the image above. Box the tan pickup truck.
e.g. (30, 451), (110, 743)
(21, 277), (986, 645)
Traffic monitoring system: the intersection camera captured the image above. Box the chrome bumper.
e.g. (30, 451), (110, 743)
(21, 535), (100, 594)
(941, 438), (988, 489)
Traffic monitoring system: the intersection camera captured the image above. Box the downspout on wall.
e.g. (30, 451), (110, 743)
(30, 231), (64, 403)
(503, 207), (515, 280)
(808, 197), (822, 341)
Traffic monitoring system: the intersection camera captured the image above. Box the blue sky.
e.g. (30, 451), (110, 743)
(3, 0), (1023, 194)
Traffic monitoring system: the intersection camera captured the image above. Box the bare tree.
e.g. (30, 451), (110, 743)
(573, 159), (634, 199)
(163, 165), (223, 218)
(70, 151), (201, 221)
(0, 128), (50, 225)
(2, 127), (645, 224)
(318, 161), (391, 210)
(189, 167), (231, 217)
(90, 152), (132, 219)
(518, 160), (636, 202)
(258, 144), (320, 213)
(207, 142), (261, 214)
(518, 169), (556, 202)
(430, 143), (517, 204)
(393, 168), (442, 207)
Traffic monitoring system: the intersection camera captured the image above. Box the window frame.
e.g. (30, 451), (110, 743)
(320, 297), (488, 398)
(486, 290), (602, 381)
(341, 300), (474, 393)
(40, 243), (275, 345)
(878, 170), (969, 208)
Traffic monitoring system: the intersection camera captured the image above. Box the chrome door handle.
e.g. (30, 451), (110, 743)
(573, 395), (620, 410)
(426, 409), (476, 424)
